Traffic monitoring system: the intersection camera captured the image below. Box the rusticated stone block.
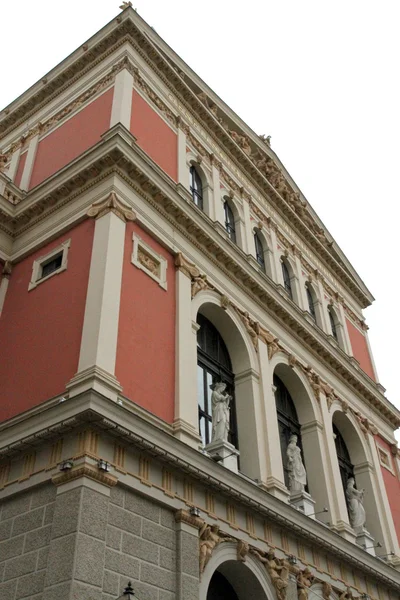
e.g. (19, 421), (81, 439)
(3, 550), (37, 581)
(108, 505), (141, 536)
(16, 570), (46, 599)
(74, 535), (105, 586)
(142, 519), (175, 550)
(102, 570), (119, 596)
(45, 534), (76, 586)
(51, 489), (81, 539)
(140, 563), (175, 592)
(105, 526), (121, 551)
(80, 489), (109, 541)
(104, 548), (139, 578)
(1, 493), (30, 522)
(122, 532), (159, 565)
(125, 492), (160, 523)
(12, 507), (45, 536)
(24, 525), (52, 552)
(0, 534), (24, 562)
(30, 484), (57, 508)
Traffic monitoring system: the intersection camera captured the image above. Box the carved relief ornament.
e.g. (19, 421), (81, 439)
(86, 192), (136, 222)
(1, 261), (12, 279)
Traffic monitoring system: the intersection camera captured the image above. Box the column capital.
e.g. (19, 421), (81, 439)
(87, 192), (136, 223)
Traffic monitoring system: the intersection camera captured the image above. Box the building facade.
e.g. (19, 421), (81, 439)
(0, 6), (400, 600)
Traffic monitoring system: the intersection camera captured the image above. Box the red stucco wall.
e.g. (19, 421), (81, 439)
(375, 436), (400, 544)
(0, 220), (94, 421)
(29, 89), (113, 189)
(14, 150), (27, 188)
(346, 319), (376, 380)
(116, 222), (175, 422)
(130, 90), (177, 181)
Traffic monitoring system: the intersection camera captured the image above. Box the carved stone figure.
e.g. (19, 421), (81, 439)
(346, 477), (366, 532)
(252, 549), (289, 600)
(191, 273), (209, 298)
(241, 311), (259, 350)
(297, 567), (314, 600)
(237, 539), (249, 562)
(199, 523), (221, 573)
(286, 434), (307, 493)
(339, 586), (354, 600)
(211, 382), (232, 443)
(322, 582), (333, 600)
(230, 130), (252, 156)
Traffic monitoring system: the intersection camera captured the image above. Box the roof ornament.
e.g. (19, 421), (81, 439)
(259, 134), (271, 146)
(119, 1), (133, 10)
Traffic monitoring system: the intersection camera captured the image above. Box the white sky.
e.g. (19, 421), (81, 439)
(1, 1), (399, 434)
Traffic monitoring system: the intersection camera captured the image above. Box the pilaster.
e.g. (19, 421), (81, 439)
(0, 261), (12, 317)
(177, 122), (189, 188)
(20, 134), (39, 191)
(243, 199), (255, 257)
(338, 302), (352, 355)
(258, 339), (289, 502)
(269, 226), (283, 283)
(67, 192), (135, 402)
(175, 509), (201, 600)
(173, 253), (202, 448)
(7, 146), (21, 182)
(211, 162), (224, 225)
(110, 68), (134, 129)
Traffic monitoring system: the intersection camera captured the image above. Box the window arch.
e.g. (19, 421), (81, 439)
(197, 314), (238, 448)
(328, 306), (339, 341)
(224, 200), (236, 244)
(281, 259), (293, 300)
(254, 230), (266, 272)
(306, 283), (316, 321)
(190, 165), (204, 210)
(274, 374), (306, 489)
(333, 423), (355, 495)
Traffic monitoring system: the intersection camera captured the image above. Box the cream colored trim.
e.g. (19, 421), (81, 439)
(0, 277), (9, 317)
(7, 147), (21, 182)
(28, 238), (70, 291)
(177, 127), (189, 187)
(20, 134), (39, 191)
(131, 233), (167, 290)
(75, 209), (125, 388)
(110, 68), (133, 129)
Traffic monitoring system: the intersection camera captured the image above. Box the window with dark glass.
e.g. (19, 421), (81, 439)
(224, 201), (236, 244)
(190, 165), (203, 210)
(40, 253), (63, 279)
(333, 424), (355, 513)
(281, 260), (293, 299)
(274, 374), (306, 489)
(306, 285), (316, 321)
(197, 314), (237, 448)
(254, 231), (265, 272)
(329, 308), (338, 341)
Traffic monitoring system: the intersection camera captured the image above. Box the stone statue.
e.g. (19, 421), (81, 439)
(346, 477), (366, 532)
(252, 549), (289, 600)
(322, 582), (332, 600)
(339, 587), (354, 600)
(191, 273), (209, 298)
(199, 523), (221, 573)
(297, 567), (314, 600)
(211, 382), (231, 443)
(237, 539), (249, 562)
(286, 434), (307, 493)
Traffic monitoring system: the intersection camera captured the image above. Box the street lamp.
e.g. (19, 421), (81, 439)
(116, 582), (136, 599)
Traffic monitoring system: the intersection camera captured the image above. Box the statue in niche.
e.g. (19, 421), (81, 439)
(297, 567), (314, 600)
(346, 477), (366, 532)
(251, 549), (289, 600)
(286, 434), (307, 493)
(199, 523), (221, 573)
(211, 382), (232, 443)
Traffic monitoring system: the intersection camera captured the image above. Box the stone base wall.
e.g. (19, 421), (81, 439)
(0, 484), (56, 600)
(0, 481), (198, 600)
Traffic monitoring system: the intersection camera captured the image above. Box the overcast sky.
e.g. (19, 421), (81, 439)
(1, 1), (399, 433)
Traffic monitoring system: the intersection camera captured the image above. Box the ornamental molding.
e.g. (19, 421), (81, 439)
(0, 135), (397, 428)
(51, 462), (118, 487)
(0, 14), (371, 309)
(1, 260), (12, 278)
(87, 191), (136, 222)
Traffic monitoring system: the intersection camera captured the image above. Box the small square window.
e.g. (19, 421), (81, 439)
(28, 240), (70, 290)
(376, 444), (395, 475)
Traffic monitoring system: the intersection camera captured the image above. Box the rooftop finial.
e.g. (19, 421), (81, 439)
(119, 1), (132, 10)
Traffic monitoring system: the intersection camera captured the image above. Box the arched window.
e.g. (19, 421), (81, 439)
(281, 260), (293, 300)
(328, 307), (338, 341)
(254, 230), (265, 272)
(333, 424), (355, 493)
(197, 314), (237, 448)
(224, 201), (236, 244)
(274, 374), (305, 489)
(306, 284), (316, 321)
(190, 165), (203, 210)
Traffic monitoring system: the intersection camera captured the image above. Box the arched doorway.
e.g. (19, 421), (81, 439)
(207, 570), (239, 600)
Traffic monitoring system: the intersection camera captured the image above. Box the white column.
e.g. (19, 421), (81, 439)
(258, 339), (289, 502)
(67, 193), (135, 401)
(7, 147), (21, 182)
(269, 226), (282, 283)
(317, 278), (331, 333)
(110, 69), (133, 129)
(211, 162), (224, 225)
(20, 134), (39, 191)
(173, 255), (201, 448)
(338, 302), (352, 355)
(295, 255), (308, 311)
(0, 262), (12, 317)
(243, 200), (255, 258)
(177, 123), (189, 189)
